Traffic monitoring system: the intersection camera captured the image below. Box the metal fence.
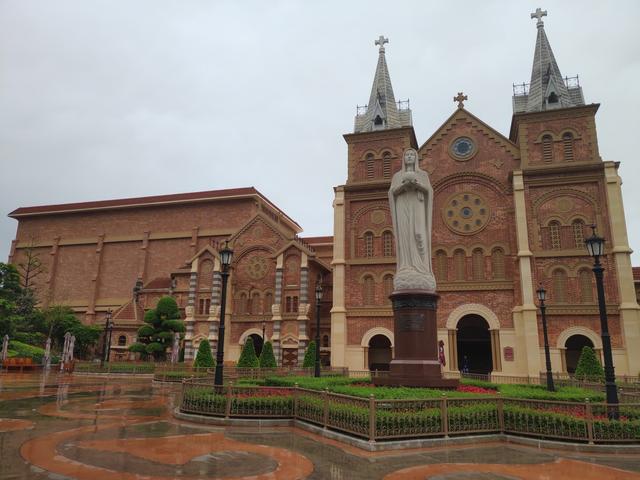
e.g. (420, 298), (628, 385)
(180, 378), (640, 445)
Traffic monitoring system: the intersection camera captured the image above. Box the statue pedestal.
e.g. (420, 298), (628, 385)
(374, 290), (458, 389)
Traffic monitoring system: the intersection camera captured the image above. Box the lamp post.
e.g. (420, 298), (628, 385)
(314, 281), (323, 378)
(214, 241), (234, 387)
(536, 284), (555, 392)
(585, 225), (619, 416)
(262, 319), (266, 343)
(101, 309), (113, 366)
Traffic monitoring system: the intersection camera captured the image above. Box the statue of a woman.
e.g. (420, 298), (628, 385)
(389, 148), (436, 292)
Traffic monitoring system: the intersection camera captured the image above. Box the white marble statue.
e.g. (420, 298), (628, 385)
(389, 148), (436, 292)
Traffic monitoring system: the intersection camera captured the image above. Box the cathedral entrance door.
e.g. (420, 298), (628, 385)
(456, 314), (493, 375)
(282, 348), (297, 367)
(565, 334), (594, 374)
(248, 334), (264, 357)
(368, 334), (392, 371)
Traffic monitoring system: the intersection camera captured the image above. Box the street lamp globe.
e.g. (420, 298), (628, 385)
(536, 284), (546, 302)
(219, 241), (234, 267)
(315, 283), (323, 302)
(585, 226), (605, 258)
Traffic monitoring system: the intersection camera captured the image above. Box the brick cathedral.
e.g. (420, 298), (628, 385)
(8, 11), (640, 377)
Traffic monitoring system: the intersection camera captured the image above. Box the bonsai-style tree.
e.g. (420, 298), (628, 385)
(237, 337), (260, 368)
(574, 346), (605, 382)
(259, 341), (277, 368)
(129, 296), (185, 361)
(302, 340), (316, 368)
(193, 340), (215, 368)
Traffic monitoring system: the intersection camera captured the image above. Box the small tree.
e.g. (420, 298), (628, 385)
(194, 340), (215, 368)
(575, 346), (605, 382)
(237, 337), (260, 368)
(302, 340), (316, 368)
(259, 341), (277, 368)
(129, 296), (185, 361)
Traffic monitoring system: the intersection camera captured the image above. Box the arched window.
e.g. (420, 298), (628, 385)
(562, 132), (574, 161)
(579, 268), (594, 303)
(238, 293), (248, 314)
(364, 231), (374, 257)
(322, 335), (330, 348)
(435, 250), (448, 281)
(542, 134), (554, 162)
(472, 248), (484, 280)
(382, 152), (392, 179)
(572, 219), (585, 249)
(454, 249), (466, 280)
(366, 153), (375, 180)
(382, 274), (394, 302)
(382, 231), (394, 257)
(118, 335), (127, 346)
(549, 221), (561, 249)
(552, 269), (568, 303)
(251, 292), (261, 315)
(491, 247), (505, 279)
(264, 292), (273, 314)
(363, 275), (375, 305)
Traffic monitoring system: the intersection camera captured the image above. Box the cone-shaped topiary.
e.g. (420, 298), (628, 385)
(237, 337), (260, 368)
(302, 340), (316, 368)
(193, 340), (215, 368)
(575, 346), (605, 382)
(259, 341), (277, 368)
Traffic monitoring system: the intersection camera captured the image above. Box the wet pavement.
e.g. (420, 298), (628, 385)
(0, 372), (639, 479)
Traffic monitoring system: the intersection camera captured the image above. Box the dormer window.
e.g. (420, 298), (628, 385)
(548, 92), (558, 103)
(374, 115), (383, 126)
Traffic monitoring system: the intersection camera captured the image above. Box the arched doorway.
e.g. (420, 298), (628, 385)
(565, 334), (594, 374)
(248, 333), (264, 357)
(457, 315), (492, 374)
(368, 335), (392, 371)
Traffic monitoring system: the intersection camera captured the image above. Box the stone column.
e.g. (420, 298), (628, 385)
(330, 187), (347, 367)
(297, 253), (310, 366)
(272, 254), (284, 365)
(448, 329), (458, 371)
(208, 258), (222, 353)
(183, 259), (198, 361)
(490, 329), (502, 372)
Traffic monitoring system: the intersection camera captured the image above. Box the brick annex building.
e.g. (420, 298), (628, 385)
(7, 12), (640, 377)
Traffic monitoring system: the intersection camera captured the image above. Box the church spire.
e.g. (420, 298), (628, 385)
(512, 8), (585, 113)
(354, 36), (412, 133)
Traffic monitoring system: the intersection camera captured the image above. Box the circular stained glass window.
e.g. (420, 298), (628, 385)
(442, 192), (491, 235)
(450, 137), (477, 161)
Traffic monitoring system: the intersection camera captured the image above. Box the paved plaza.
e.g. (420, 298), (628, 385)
(0, 373), (638, 479)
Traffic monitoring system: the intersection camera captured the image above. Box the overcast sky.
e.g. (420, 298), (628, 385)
(1, 1), (639, 264)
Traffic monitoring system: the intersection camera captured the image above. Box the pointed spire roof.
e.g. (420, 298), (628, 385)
(512, 8), (585, 113)
(354, 36), (412, 133)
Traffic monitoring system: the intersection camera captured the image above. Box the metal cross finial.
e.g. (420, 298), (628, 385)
(375, 35), (389, 52)
(531, 8), (547, 27)
(453, 92), (468, 109)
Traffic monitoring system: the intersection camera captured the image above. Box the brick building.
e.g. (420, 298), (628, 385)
(7, 12), (640, 375)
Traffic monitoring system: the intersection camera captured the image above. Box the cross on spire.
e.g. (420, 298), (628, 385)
(453, 92), (468, 109)
(531, 7), (547, 27)
(375, 35), (389, 53)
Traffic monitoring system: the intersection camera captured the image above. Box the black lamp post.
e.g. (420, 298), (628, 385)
(585, 225), (619, 416)
(536, 284), (555, 392)
(101, 309), (113, 366)
(314, 281), (323, 378)
(214, 241), (234, 387)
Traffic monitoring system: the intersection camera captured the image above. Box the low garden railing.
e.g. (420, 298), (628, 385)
(179, 378), (640, 445)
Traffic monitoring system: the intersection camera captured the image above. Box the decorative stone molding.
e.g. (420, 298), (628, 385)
(446, 303), (500, 330)
(239, 328), (265, 345)
(361, 327), (395, 347)
(556, 326), (602, 350)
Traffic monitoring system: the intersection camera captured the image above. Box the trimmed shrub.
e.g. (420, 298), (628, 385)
(302, 341), (316, 368)
(575, 346), (605, 382)
(259, 341), (277, 368)
(7, 340), (46, 362)
(194, 340), (215, 368)
(237, 337), (260, 368)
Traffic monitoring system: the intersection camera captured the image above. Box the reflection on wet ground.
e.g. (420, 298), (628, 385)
(0, 372), (639, 479)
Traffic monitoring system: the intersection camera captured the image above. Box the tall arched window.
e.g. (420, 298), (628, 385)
(364, 231), (374, 257)
(251, 292), (261, 315)
(264, 292), (273, 314)
(382, 152), (392, 179)
(118, 335), (127, 346)
(562, 132), (574, 161)
(454, 249), (466, 280)
(366, 153), (375, 180)
(579, 268), (594, 303)
(435, 250), (448, 281)
(383, 274), (394, 302)
(382, 231), (394, 257)
(197, 259), (214, 290)
(363, 275), (375, 305)
(472, 248), (484, 280)
(542, 134), (554, 162)
(491, 247), (505, 279)
(238, 293), (248, 314)
(552, 269), (568, 303)
(549, 221), (561, 249)
(572, 219), (585, 249)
